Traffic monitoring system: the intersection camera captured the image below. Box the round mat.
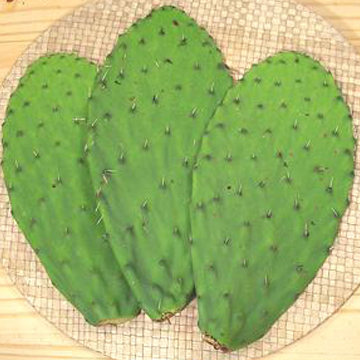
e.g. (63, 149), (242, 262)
(1, 0), (360, 359)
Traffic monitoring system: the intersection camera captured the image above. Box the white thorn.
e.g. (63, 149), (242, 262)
(101, 69), (109, 82)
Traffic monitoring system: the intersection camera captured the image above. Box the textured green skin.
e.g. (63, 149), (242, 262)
(88, 6), (232, 320)
(191, 52), (355, 350)
(2, 54), (140, 325)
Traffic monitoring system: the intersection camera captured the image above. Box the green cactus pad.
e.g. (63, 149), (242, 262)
(2, 54), (140, 325)
(191, 51), (355, 350)
(88, 6), (232, 320)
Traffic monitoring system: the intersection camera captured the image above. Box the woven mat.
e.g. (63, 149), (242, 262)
(1, 0), (360, 359)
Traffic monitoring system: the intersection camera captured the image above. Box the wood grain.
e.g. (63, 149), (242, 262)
(0, 0), (360, 359)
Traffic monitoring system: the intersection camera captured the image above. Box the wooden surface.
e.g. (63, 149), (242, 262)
(0, 0), (360, 359)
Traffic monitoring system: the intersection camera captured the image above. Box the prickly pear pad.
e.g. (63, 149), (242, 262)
(2, 54), (140, 325)
(191, 52), (355, 350)
(88, 6), (232, 320)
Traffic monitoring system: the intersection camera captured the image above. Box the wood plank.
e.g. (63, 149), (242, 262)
(0, 0), (88, 12)
(0, 0), (360, 359)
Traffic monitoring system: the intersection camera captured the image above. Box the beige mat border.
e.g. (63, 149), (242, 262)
(1, 0), (360, 359)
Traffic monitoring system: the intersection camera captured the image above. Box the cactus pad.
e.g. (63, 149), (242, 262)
(191, 51), (355, 350)
(2, 54), (140, 325)
(88, 6), (232, 319)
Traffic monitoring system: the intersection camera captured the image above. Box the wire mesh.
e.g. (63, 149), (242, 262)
(1, 0), (360, 359)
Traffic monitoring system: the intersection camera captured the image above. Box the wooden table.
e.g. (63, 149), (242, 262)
(0, 0), (360, 359)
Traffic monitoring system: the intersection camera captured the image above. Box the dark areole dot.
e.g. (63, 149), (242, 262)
(104, 112), (112, 120)
(152, 95), (159, 104)
(270, 244), (278, 252)
(179, 37), (187, 46)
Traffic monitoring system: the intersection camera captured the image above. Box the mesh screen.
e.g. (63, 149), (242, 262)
(1, 0), (360, 359)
